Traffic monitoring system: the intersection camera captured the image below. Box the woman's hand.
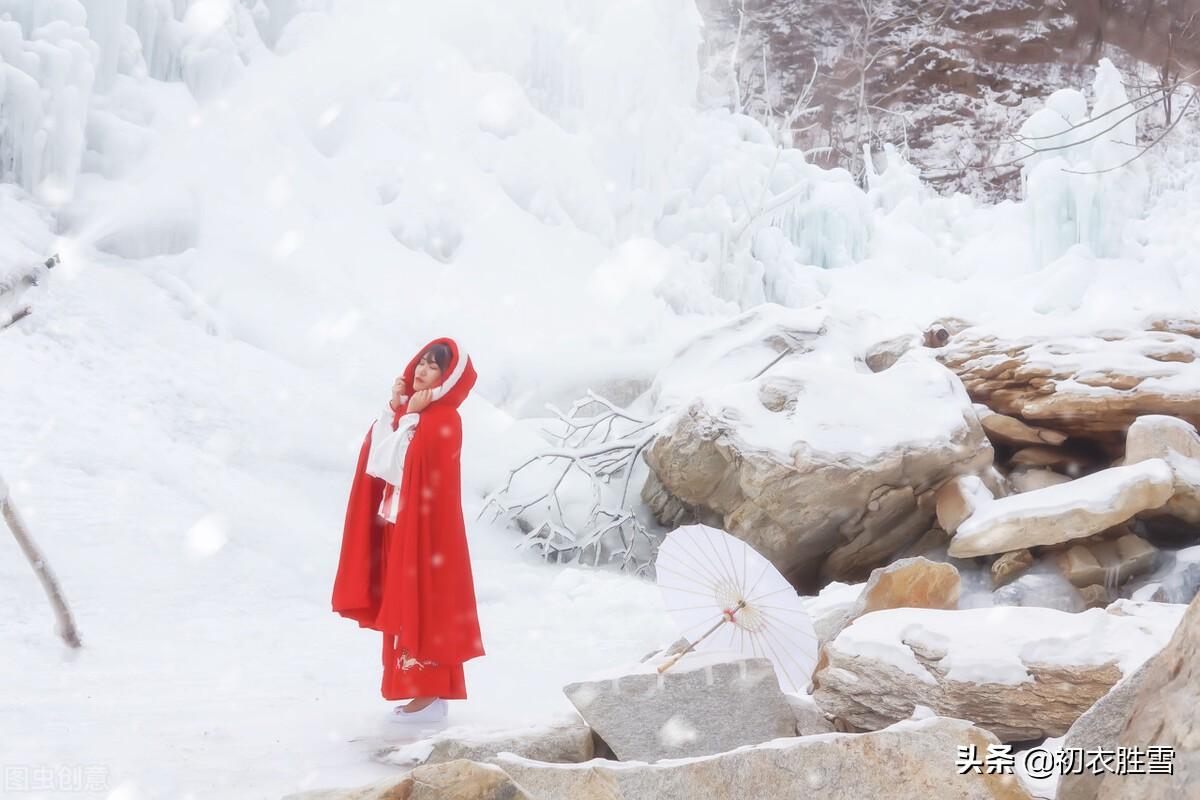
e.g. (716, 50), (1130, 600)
(389, 376), (409, 411)
(407, 388), (434, 413)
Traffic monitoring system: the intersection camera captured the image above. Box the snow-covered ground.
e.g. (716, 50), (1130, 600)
(3, 1), (1200, 798)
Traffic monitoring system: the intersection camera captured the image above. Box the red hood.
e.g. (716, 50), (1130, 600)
(404, 337), (476, 411)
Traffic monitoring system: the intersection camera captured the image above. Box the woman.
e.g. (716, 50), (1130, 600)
(331, 337), (485, 723)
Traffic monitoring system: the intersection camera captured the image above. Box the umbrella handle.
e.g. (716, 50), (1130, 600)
(656, 614), (729, 673)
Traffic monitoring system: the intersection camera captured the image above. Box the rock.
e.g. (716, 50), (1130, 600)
(901, 526), (951, 557)
(562, 651), (795, 762)
(991, 549), (1034, 588)
(934, 326), (1200, 442)
(1124, 414), (1200, 461)
(1123, 414), (1200, 523)
(1055, 658), (1155, 800)
(643, 314), (993, 585)
(811, 603), (1186, 741)
(1077, 584), (1110, 609)
(785, 692), (836, 736)
(1008, 446), (1091, 471)
(800, 580), (864, 647)
(487, 717), (1033, 800)
(1096, 594), (1200, 799)
(993, 570), (1086, 613)
(845, 556), (960, 620)
(975, 405), (1068, 447)
(947, 460), (1175, 558)
(1147, 546), (1200, 604)
(1054, 535), (1159, 589)
(936, 475), (993, 535)
(282, 759), (532, 800)
(1009, 467), (1072, 493)
(865, 333), (919, 372)
(378, 717), (594, 769)
(804, 558), (960, 647)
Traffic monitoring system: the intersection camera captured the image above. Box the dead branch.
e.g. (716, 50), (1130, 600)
(1, 469), (82, 648)
(478, 390), (662, 574)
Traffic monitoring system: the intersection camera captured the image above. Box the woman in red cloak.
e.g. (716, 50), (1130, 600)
(331, 337), (485, 721)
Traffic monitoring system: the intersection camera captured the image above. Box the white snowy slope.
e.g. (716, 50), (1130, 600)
(2, 1), (1200, 799)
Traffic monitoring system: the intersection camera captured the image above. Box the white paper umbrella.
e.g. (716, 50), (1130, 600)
(652, 522), (819, 693)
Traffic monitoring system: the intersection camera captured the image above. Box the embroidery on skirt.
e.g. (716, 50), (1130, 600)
(397, 644), (439, 671)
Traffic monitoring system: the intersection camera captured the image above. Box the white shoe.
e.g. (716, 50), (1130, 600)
(389, 698), (448, 725)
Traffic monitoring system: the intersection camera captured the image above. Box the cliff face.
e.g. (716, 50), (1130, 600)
(698, 0), (1198, 199)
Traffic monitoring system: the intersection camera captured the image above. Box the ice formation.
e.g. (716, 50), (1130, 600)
(1019, 58), (1148, 266)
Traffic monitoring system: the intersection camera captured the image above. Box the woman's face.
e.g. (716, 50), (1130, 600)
(413, 353), (443, 391)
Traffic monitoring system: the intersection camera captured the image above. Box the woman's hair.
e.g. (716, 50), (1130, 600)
(421, 342), (453, 373)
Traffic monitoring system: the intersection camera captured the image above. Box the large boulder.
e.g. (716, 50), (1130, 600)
(933, 323), (1200, 445)
(562, 651), (796, 762)
(1095, 593), (1200, 799)
(811, 601), (1186, 741)
(642, 306), (992, 587)
(946, 460), (1175, 558)
(377, 717), (594, 769)
(488, 716), (1033, 800)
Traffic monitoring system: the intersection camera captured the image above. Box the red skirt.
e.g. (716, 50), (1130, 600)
(378, 517), (467, 701)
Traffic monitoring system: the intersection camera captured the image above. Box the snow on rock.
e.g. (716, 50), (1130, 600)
(377, 715), (593, 770)
(935, 474), (995, 536)
(1123, 414), (1200, 524)
(947, 460), (1174, 558)
(812, 600), (1187, 741)
(935, 321), (1200, 440)
(643, 304), (993, 587)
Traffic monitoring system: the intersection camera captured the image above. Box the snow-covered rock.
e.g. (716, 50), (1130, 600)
(947, 460), (1175, 558)
(487, 716), (1033, 800)
(561, 651), (795, 763)
(1123, 414), (1200, 523)
(811, 601), (1187, 741)
(377, 716), (594, 770)
(935, 324), (1200, 441)
(643, 305), (993, 586)
(936, 475), (994, 536)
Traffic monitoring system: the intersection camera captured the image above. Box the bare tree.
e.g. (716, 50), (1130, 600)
(1, 253), (81, 648)
(478, 391), (662, 575)
(830, 0), (951, 182)
(988, 65), (1200, 176)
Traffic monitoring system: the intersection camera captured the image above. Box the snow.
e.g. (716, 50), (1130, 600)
(695, 346), (978, 460)
(1, 1), (1199, 797)
(832, 603), (1187, 687)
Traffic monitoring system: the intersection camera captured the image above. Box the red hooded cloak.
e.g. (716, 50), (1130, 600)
(331, 337), (485, 700)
